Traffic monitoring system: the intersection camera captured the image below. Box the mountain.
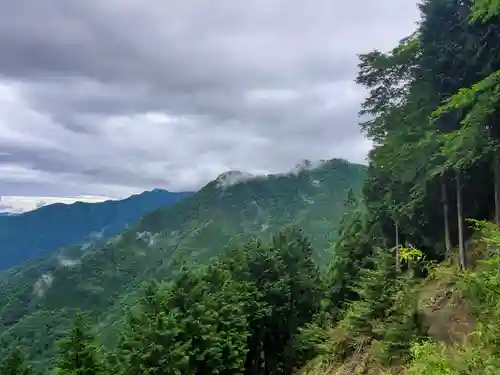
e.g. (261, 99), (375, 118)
(0, 212), (16, 217)
(0, 189), (193, 270)
(0, 158), (366, 369)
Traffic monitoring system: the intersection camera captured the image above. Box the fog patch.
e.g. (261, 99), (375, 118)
(57, 255), (80, 268)
(80, 243), (92, 251)
(89, 228), (105, 240)
(215, 159), (331, 190)
(33, 273), (53, 297)
(136, 231), (159, 247)
(216, 171), (258, 189)
(288, 159), (329, 176)
(246, 200), (269, 227)
(301, 195), (315, 204)
(109, 233), (124, 245)
(250, 200), (265, 216)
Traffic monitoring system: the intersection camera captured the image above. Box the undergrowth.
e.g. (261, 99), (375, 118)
(300, 220), (500, 375)
(406, 220), (500, 374)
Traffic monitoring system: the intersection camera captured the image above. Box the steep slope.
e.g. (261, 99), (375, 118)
(0, 189), (193, 270)
(0, 158), (366, 368)
(297, 228), (499, 375)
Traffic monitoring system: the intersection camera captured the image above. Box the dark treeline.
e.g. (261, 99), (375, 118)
(4, 0), (500, 374)
(3, 227), (326, 375)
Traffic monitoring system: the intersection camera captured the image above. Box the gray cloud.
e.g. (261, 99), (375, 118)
(0, 196), (9, 212)
(0, 0), (420, 204)
(36, 200), (47, 209)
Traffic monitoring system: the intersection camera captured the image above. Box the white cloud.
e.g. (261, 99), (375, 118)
(33, 273), (53, 298)
(57, 254), (80, 268)
(0, 0), (420, 199)
(0, 195), (113, 213)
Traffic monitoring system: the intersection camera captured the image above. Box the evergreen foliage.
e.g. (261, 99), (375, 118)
(112, 227), (322, 375)
(0, 159), (364, 368)
(55, 313), (103, 375)
(6, 0), (500, 374)
(0, 347), (32, 375)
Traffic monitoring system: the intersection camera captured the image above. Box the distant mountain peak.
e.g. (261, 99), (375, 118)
(212, 159), (352, 189)
(150, 188), (167, 193)
(0, 158), (367, 365)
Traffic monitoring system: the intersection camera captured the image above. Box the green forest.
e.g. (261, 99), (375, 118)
(0, 158), (365, 370)
(4, 0), (500, 374)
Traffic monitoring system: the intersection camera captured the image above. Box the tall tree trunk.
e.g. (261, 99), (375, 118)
(456, 170), (466, 271)
(488, 127), (500, 224)
(244, 335), (261, 375)
(494, 149), (500, 224)
(441, 172), (451, 259)
(395, 219), (400, 272)
(264, 334), (272, 375)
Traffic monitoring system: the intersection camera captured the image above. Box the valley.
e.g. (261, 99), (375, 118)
(0, 159), (365, 370)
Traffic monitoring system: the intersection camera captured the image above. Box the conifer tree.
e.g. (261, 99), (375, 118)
(55, 312), (102, 375)
(0, 347), (32, 375)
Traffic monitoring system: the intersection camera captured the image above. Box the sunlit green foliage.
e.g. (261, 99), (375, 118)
(405, 221), (500, 374)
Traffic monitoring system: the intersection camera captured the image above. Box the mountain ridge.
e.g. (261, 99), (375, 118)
(0, 189), (193, 270)
(0, 158), (366, 369)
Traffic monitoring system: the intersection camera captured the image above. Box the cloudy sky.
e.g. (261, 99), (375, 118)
(0, 0), (421, 212)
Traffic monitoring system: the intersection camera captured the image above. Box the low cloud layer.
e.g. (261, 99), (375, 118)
(0, 195), (112, 213)
(0, 0), (420, 211)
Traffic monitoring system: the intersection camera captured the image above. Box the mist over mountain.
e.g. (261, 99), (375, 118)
(0, 158), (365, 369)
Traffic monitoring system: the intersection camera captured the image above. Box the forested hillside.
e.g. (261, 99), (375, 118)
(0, 189), (192, 270)
(0, 159), (365, 372)
(4, 0), (500, 374)
(298, 0), (500, 372)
